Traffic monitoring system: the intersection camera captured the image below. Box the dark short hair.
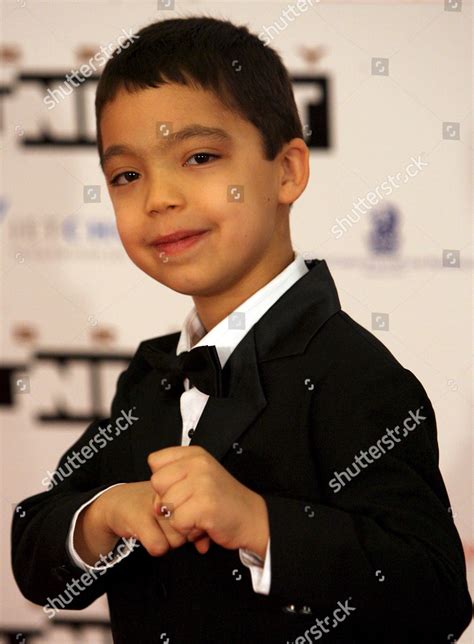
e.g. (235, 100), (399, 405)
(95, 15), (303, 165)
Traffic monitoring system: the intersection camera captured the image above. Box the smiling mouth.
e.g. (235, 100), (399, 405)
(151, 230), (210, 256)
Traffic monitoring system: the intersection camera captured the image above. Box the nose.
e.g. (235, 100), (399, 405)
(145, 168), (186, 216)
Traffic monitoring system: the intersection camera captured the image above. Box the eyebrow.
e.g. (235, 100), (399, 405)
(100, 124), (233, 170)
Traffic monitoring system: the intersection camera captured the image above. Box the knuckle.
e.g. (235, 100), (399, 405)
(168, 516), (183, 534)
(201, 491), (216, 513)
(196, 453), (210, 470)
(152, 494), (162, 513)
(157, 520), (185, 549)
(169, 534), (186, 549)
(200, 471), (215, 491)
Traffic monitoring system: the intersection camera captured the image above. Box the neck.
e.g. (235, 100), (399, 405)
(193, 246), (295, 334)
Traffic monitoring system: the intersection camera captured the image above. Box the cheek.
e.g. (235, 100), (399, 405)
(114, 214), (142, 253)
(111, 197), (136, 233)
(218, 209), (273, 257)
(115, 216), (130, 240)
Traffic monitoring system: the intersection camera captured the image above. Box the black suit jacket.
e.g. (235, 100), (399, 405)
(11, 258), (472, 643)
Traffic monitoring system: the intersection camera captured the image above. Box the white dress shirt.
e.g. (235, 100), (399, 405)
(67, 250), (309, 595)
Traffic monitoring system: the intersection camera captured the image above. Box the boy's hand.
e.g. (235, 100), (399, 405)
(151, 492), (211, 555)
(75, 481), (209, 565)
(148, 446), (269, 559)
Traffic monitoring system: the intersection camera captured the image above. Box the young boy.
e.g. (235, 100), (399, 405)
(11, 16), (472, 644)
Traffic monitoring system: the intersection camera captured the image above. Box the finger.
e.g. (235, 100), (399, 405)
(152, 481), (194, 528)
(150, 461), (187, 498)
(151, 491), (210, 553)
(154, 511), (187, 549)
(153, 491), (194, 549)
(161, 493), (207, 537)
(187, 527), (207, 541)
(194, 535), (211, 555)
(156, 511), (207, 551)
(136, 512), (175, 558)
(148, 446), (203, 474)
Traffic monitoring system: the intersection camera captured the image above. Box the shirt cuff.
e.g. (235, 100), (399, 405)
(67, 483), (138, 572)
(239, 537), (271, 595)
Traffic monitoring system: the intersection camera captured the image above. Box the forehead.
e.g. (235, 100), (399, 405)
(100, 83), (244, 147)
(99, 83), (263, 168)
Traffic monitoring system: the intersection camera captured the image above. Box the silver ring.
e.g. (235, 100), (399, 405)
(160, 504), (172, 519)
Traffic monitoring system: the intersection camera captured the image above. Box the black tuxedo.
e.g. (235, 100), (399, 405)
(11, 258), (472, 643)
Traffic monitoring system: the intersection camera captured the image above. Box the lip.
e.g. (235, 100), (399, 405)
(152, 229), (209, 244)
(151, 230), (210, 256)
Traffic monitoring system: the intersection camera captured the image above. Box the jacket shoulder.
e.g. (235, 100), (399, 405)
(314, 310), (427, 395)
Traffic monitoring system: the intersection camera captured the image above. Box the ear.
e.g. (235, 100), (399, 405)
(277, 138), (310, 206)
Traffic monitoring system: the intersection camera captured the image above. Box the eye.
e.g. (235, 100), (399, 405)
(185, 152), (220, 166)
(109, 171), (140, 187)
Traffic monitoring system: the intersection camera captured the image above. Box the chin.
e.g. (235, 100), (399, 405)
(165, 278), (215, 297)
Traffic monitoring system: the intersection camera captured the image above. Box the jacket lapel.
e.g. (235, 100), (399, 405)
(128, 258), (341, 480)
(190, 325), (267, 461)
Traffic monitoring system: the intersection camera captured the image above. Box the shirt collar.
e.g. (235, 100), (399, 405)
(176, 250), (309, 368)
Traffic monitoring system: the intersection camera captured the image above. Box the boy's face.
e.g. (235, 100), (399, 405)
(100, 82), (300, 298)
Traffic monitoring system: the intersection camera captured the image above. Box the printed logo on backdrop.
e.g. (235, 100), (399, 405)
(1, 348), (133, 420)
(0, 196), (9, 224)
(0, 619), (112, 644)
(319, 197), (469, 275)
(0, 73), (328, 149)
(0, 322), (132, 421)
(321, 136), (469, 274)
(2, 211), (122, 262)
(368, 204), (400, 256)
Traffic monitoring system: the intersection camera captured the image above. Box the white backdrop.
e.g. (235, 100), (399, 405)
(1, 1), (472, 642)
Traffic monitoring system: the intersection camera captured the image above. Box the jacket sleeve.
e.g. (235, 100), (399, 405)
(11, 369), (133, 610)
(260, 365), (472, 642)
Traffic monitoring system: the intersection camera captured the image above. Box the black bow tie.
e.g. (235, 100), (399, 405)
(140, 343), (225, 397)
